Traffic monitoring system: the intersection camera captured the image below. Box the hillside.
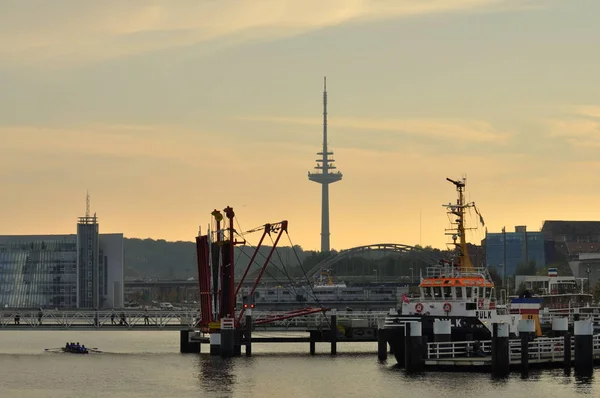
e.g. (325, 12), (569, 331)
(123, 238), (314, 279)
(122, 238), (450, 281)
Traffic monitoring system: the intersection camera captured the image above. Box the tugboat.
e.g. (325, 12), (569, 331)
(384, 177), (521, 365)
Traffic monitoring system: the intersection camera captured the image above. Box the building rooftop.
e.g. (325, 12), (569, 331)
(542, 220), (600, 239)
(566, 242), (600, 255)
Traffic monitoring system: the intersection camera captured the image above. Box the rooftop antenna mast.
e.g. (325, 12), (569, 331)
(86, 191), (90, 218)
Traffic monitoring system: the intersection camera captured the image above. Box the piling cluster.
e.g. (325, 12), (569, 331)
(377, 317), (596, 376)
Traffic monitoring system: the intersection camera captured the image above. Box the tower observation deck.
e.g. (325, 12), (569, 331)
(308, 77), (342, 253)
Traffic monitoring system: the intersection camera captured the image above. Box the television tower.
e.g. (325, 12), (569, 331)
(308, 77), (342, 252)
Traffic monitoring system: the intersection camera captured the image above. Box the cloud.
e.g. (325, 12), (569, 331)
(0, 0), (539, 67)
(546, 105), (600, 147)
(0, 123), (318, 174)
(0, 124), (216, 164)
(240, 115), (511, 143)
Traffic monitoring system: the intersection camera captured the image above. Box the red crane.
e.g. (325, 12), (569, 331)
(196, 207), (327, 332)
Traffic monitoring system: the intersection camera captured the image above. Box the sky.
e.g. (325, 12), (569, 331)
(1, 0), (600, 252)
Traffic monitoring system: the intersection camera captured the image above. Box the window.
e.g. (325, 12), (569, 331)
(422, 288), (432, 299)
(442, 287), (452, 299)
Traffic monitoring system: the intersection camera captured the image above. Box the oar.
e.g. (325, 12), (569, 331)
(45, 348), (63, 351)
(88, 348), (102, 353)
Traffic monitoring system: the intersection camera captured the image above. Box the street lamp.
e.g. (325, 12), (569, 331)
(586, 266), (591, 293)
(373, 269), (378, 284)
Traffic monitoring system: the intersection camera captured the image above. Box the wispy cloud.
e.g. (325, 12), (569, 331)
(546, 105), (600, 147)
(240, 115), (511, 143)
(0, 124), (215, 163)
(0, 0), (540, 67)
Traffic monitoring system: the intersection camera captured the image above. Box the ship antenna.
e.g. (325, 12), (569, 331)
(445, 177), (474, 270)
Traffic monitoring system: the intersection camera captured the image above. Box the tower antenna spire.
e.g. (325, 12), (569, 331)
(86, 191), (90, 218)
(308, 77), (342, 252)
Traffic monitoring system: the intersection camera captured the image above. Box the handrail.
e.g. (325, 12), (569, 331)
(426, 335), (600, 361)
(0, 309), (388, 331)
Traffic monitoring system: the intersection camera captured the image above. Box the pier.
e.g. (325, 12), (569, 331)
(1, 308), (387, 355)
(380, 318), (600, 376)
(0, 309), (385, 331)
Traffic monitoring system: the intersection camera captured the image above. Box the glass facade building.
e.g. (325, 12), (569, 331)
(0, 216), (123, 309)
(485, 226), (546, 275)
(0, 236), (78, 308)
(77, 216), (100, 308)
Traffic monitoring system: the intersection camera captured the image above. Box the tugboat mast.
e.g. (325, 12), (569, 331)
(443, 177), (484, 271)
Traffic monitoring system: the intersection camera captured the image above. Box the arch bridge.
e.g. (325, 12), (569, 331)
(304, 243), (442, 283)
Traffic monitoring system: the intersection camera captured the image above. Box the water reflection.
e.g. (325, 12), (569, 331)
(573, 374), (594, 394)
(196, 356), (236, 394)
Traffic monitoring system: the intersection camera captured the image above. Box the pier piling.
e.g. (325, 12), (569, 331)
(552, 317), (568, 337)
(552, 316), (570, 373)
(179, 330), (200, 353)
(574, 319), (593, 376)
(491, 323), (509, 377)
(433, 319), (451, 343)
(377, 328), (388, 361)
(404, 322), (424, 373)
(518, 319), (535, 376)
(245, 311), (252, 357)
(220, 318), (235, 358)
(564, 332), (571, 374)
(330, 310), (337, 355)
(209, 332), (221, 355)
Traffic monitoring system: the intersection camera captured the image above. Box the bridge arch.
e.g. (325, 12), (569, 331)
(304, 243), (441, 281)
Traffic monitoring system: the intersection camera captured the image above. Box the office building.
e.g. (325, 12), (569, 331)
(484, 225), (545, 275)
(0, 214), (124, 309)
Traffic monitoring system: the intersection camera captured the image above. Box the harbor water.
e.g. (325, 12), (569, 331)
(0, 331), (597, 397)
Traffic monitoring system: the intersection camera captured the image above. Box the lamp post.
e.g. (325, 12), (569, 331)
(373, 269), (378, 284)
(586, 266), (591, 293)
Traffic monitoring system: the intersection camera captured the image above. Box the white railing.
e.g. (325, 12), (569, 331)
(539, 312), (600, 327)
(0, 309), (199, 329)
(426, 340), (493, 359)
(425, 266), (490, 279)
(427, 335), (600, 361)
(251, 311), (386, 331)
(508, 337), (569, 362)
(0, 309), (388, 331)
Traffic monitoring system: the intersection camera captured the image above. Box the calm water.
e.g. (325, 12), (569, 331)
(0, 331), (597, 397)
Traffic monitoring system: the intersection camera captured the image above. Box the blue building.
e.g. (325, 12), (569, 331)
(485, 226), (545, 275)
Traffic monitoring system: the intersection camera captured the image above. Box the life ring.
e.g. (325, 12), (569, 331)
(415, 303), (424, 313)
(489, 301), (496, 310)
(478, 298), (484, 308)
(443, 302), (452, 312)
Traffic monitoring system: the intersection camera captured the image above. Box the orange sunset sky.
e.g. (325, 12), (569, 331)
(1, 0), (600, 251)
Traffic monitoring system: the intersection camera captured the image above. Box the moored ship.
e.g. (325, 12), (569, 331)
(384, 177), (522, 364)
